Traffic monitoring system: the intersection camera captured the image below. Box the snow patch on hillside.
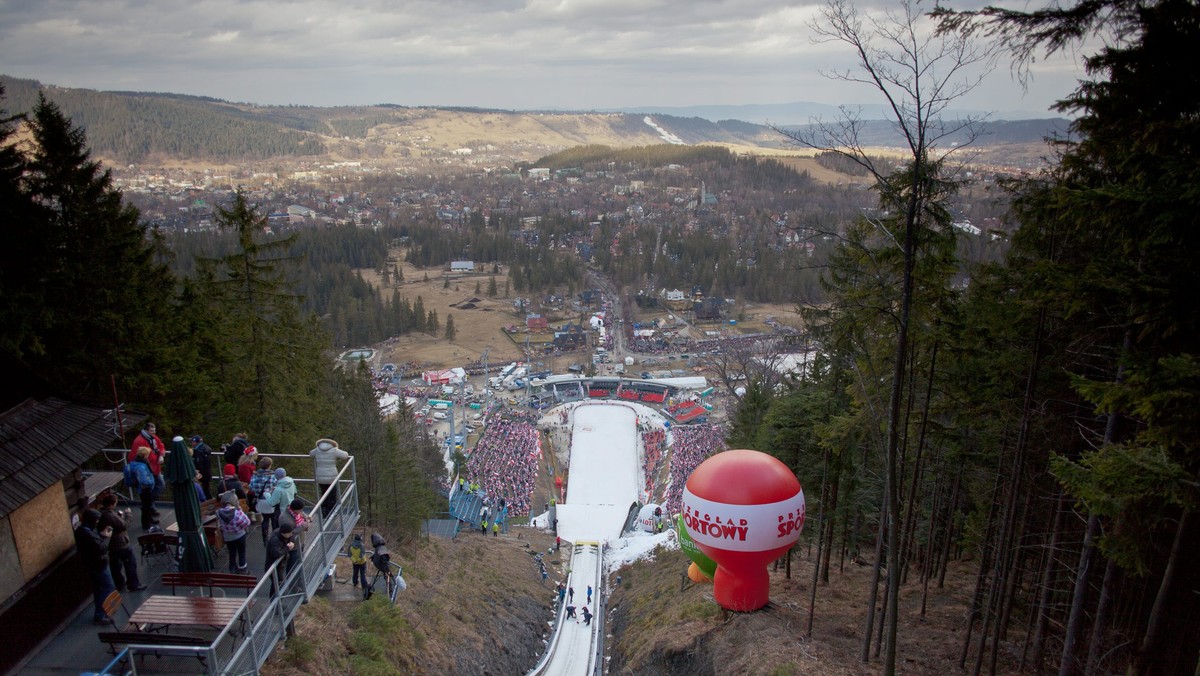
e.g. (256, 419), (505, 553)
(643, 116), (686, 145)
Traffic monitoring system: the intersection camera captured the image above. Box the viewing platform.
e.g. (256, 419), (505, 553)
(19, 454), (360, 675)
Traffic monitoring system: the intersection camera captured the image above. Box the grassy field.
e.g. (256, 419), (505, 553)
(358, 254), (593, 373)
(358, 253), (807, 373)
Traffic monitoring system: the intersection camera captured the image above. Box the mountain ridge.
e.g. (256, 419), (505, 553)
(1, 75), (1067, 166)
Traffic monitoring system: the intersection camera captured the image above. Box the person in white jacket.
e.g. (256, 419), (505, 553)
(310, 438), (349, 517)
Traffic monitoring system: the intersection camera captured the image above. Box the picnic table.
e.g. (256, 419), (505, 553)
(128, 595), (246, 633)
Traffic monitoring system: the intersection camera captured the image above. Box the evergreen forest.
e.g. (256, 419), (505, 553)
(722, 1), (1200, 674)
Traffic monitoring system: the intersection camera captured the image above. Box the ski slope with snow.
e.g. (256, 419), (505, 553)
(533, 402), (646, 676)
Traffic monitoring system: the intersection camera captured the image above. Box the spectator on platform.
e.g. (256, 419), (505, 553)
(250, 457), (280, 540)
(310, 438), (349, 518)
(98, 494), (142, 592)
(128, 447), (158, 529)
(216, 463), (247, 502)
(76, 509), (114, 624)
(189, 435), (214, 499)
(223, 432), (249, 470)
(265, 523), (296, 587)
(264, 468), (297, 538)
(129, 422), (167, 497)
(216, 492), (251, 573)
(237, 445), (258, 486)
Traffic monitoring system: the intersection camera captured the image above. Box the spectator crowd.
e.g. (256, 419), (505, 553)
(463, 415), (542, 517)
(661, 423), (726, 515)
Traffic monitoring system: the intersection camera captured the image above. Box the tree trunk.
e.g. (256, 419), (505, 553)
(808, 510), (825, 637)
(822, 473), (839, 584)
(1025, 492), (1066, 672)
(961, 469), (1001, 669)
(861, 502), (888, 663)
(808, 440), (833, 636)
(939, 465), (963, 589)
(1135, 509), (1194, 675)
(880, 156), (921, 676)
(920, 478), (943, 618)
(901, 340), (939, 586)
(1059, 512), (1100, 676)
(1084, 557), (1118, 675)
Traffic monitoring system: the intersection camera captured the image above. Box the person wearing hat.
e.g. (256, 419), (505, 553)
(236, 445), (258, 485)
(189, 435), (214, 500)
(309, 438), (349, 518)
(263, 467), (296, 544)
(216, 463), (247, 503)
(280, 498), (309, 552)
(264, 522), (297, 588)
(216, 491), (251, 573)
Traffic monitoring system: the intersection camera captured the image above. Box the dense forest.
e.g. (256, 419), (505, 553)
(0, 76), (327, 163)
(0, 90), (442, 539)
(723, 1), (1200, 674)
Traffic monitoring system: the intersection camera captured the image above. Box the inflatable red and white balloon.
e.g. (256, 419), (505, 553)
(682, 449), (805, 611)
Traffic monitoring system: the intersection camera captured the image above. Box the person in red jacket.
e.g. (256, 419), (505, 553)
(128, 422), (167, 500)
(237, 445), (258, 484)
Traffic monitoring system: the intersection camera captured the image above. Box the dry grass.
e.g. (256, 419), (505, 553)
(358, 253), (608, 373)
(608, 546), (1020, 676)
(361, 253), (809, 371)
(264, 528), (563, 676)
(359, 256), (529, 368)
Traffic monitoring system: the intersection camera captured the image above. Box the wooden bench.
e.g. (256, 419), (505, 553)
(160, 572), (258, 597)
(98, 631), (211, 665)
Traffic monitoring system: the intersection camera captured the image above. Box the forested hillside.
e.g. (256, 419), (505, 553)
(0, 76), (326, 162)
(1, 75), (1065, 166)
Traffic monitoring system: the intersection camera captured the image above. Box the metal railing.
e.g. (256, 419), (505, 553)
(92, 456), (360, 675)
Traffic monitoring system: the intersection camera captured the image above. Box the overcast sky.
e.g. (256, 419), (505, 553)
(0, 0), (1084, 118)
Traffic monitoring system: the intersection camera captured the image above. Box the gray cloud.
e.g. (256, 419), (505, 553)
(0, 0), (1080, 115)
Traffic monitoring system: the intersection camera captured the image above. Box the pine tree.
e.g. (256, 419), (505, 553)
(412, 296), (426, 333)
(488, 276), (498, 297)
(935, 2), (1200, 671)
(0, 86), (38, 362)
(445, 314), (456, 341)
(4, 93), (177, 406)
(196, 190), (330, 450)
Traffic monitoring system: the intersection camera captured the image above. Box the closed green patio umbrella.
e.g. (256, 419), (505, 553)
(164, 436), (213, 573)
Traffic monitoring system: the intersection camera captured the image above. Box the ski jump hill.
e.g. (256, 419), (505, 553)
(530, 401), (648, 676)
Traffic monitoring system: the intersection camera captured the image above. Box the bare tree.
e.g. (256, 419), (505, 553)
(778, 2), (995, 674)
(699, 335), (792, 396)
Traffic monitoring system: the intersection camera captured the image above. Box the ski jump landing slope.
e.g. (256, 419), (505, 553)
(532, 403), (642, 676)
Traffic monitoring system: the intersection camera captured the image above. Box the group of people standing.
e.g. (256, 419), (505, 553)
(555, 583), (596, 627)
(78, 426), (350, 625)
